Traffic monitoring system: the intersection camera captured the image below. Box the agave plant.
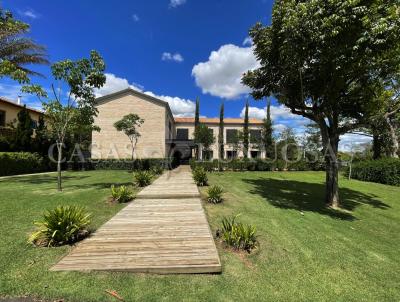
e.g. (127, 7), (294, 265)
(207, 185), (224, 203)
(134, 170), (153, 187)
(111, 185), (134, 203)
(193, 167), (208, 186)
(219, 214), (258, 253)
(28, 205), (91, 247)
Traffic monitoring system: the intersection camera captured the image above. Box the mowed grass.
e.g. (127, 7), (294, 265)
(0, 170), (399, 301)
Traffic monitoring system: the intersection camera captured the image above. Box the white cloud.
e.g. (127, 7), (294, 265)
(240, 104), (306, 122)
(0, 83), (43, 110)
(192, 44), (260, 99)
(18, 9), (39, 19)
(339, 133), (372, 152)
(169, 0), (186, 8)
(161, 52), (184, 62)
(242, 37), (252, 46)
(94, 73), (195, 117)
(132, 14), (140, 22)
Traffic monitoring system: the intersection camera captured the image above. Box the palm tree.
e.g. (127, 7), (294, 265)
(0, 8), (48, 80)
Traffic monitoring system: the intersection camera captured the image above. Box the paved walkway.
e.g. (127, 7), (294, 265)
(52, 166), (221, 274)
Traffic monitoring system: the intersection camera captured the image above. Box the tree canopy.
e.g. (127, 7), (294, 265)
(243, 0), (400, 207)
(0, 8), (48, 83)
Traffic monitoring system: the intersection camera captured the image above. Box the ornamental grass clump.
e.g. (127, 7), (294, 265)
(134, 170), (153, 187)
(111, 185), (134, 203)
(28, 205), (91, 247)
(207, 185), (224, 203)
(218, 215), (258, 253)
(193, 167), (208, 186)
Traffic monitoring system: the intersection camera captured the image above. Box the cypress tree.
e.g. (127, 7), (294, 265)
(194, 97), (200, 159)
(218, 102), (224, 160)
(262, 98), (274, 158)
(13, 105), (33, 151)
(194, 97), (200, 128)
(243, 100), (249, 158)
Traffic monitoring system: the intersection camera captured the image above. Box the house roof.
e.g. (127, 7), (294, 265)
(175, 117), (263, 125)
(95, 88), (175, 121)
(0, 96), (43, 114)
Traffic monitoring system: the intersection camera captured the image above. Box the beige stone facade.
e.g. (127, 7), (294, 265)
(92, 88), (265, 160)
(0, 97), (43, 128)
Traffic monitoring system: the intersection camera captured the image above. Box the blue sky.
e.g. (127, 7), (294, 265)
(0, 0), (371, 150)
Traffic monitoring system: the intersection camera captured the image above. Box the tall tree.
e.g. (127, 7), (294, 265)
(194, 97), (200, 128)
(194, 97), (200, 159)
(261, 98), (274, 158)
(114, 114), (144, 162)
(218, 102), (224, 160)
(243, 0), (400, 208)
(13, 105), (33, 151)
(0, 8), (48, 83)
(24, 50), (106, 191)
(242, 100), (249, 158)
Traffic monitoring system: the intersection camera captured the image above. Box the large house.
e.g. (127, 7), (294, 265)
(92, 88), (265, 161)
(0, 97), (43, 136)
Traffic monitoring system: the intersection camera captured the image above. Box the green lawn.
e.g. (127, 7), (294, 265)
(0, 170), (399, 301)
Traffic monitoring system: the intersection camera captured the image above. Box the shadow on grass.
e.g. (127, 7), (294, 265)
(0, 174), (90, 184)
(243, 177), (390, 221)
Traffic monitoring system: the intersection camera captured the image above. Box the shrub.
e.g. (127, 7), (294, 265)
(134, 170), (153, 187)
(92, 158), (178, 171)
(193, 167), (208, 186)
(28, 206), (91, 247)
(151, 165), (164, 175)
(218, 215), (258, 253)
(0, 152), (48, 176)
(207, 185), (224, 203)
(111, 185), (134, 203)
(345, 158), (400, 186)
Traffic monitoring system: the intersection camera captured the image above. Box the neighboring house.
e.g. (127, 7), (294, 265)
(0, 97), (43, 135)
(92, 88), (265, 160)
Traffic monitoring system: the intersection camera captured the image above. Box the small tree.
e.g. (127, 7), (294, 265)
(261, 98), (274, 158)
(243, 100), (249, 158)
(114, 114), (144, 162)
(194, 124), (215, 160)
(218, 102), (224, 160)
(13, 105), (33, 151)
(24, 50), (106, 191)
(228, 130), (243, 158)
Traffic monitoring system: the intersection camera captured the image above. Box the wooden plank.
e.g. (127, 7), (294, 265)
(51, 166), (221, 274)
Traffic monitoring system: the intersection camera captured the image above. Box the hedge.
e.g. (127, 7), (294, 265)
(91, 158), (179, 171)
(0, 152), (49, 176)
(345, 158), (400, 186)
(189, 158), (325, 172)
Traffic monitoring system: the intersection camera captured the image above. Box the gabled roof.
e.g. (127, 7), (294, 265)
(0, 96), (43, 114)
(175, 117), (263, 125)
(95, 88), (174, 121)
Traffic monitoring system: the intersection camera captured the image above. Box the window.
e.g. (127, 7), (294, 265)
(202, 150), (213, 160)
(226, 150), (237, 159)
(176, 128), (189, 140)
(0, 110), (5, 127)
(250, 130), (262, 143)
(226, 129), (238, 144)
(31, 120), (38, 129)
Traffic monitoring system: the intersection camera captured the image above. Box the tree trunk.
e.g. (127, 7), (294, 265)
(387, 121), (399, 158)
(324, 135), (340, 208)
(319, 121), (340, 208)
(57, 142), (62, 192)
(372, 132), (382, 160)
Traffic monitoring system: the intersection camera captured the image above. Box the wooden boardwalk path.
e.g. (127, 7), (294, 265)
(51, 166), (221, 274)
